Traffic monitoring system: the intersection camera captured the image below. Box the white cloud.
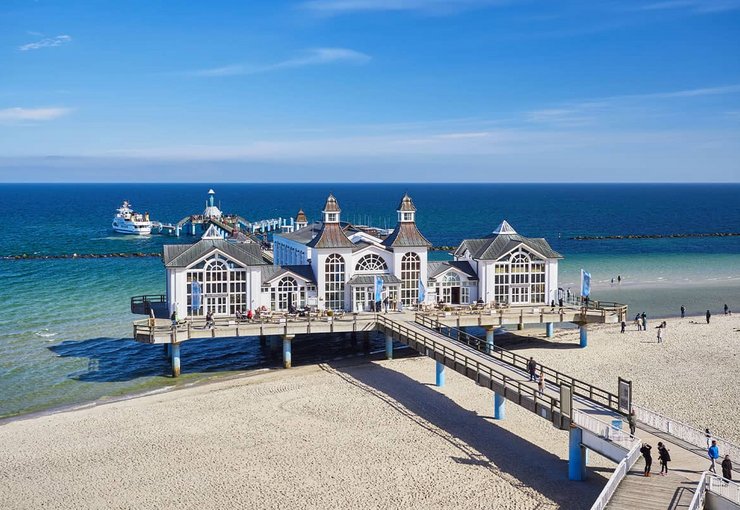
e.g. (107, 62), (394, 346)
(192, 48), (370, 77)
(302, 0), (511, 15)
(0, 107), (73, 122)
(19, 35), (72, 51)
(639, 0), (740, 12)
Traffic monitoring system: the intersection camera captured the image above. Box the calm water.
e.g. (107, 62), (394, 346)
(1, 183), (739, 419)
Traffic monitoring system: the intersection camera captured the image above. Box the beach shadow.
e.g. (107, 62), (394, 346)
(328, 360), (610, 509)
(493, 333), (583, 352)
(48, 336), (274, 382)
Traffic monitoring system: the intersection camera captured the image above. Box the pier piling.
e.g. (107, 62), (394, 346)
(579, 325), (588, 348)
(546, 322), (554, 338)
(494, 393), (506, 420)
(171, 343), (181, 378)
(435, 361), (446, 387)
(568, 427), (587, 480)
(282, 335), (293, 369)
(485, 327), (495, 354)
(385, 335), (393, 360)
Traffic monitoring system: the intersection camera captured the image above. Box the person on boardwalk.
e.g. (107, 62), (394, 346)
(205, 310), (215, 329)
(621, 320), (626, 333)
(641, 443), (653, 477)
(148, 308), (156, 328)
(680, 305), (685, 318)
(538, 370), (545, 396)
(628, 409), (637, 435)
(706, 428), (713, 447)
(658, 442), (671, 475)
(706, 309), (711, 324)
(708, 440), (720, 474)
(722, 455), (733, 480)
(527, 357), (537, 381)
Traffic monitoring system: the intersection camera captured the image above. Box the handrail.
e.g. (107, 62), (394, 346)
(415, 314), (624, 414)
(376, 315), (563, 422)
(573, 409), (640, 452)
(633, 405), (740, 466)
(589, 441), (643, 510)
(130, 294), (167, 305)
(689, 472), (740, 510)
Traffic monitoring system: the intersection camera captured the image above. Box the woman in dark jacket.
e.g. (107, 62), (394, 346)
(641, 443), (653, 477)
(722, 455), (733, 480)
(658, 442), (671, 475)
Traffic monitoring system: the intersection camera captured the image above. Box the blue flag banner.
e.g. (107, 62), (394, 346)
(580, 270), (591, 298)
(374, 275), (383, 303)
(418, 277), (426, 304)
(192, 280), (202, 312)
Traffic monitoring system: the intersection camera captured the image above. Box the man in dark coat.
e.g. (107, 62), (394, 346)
(722, 455), (733, 480)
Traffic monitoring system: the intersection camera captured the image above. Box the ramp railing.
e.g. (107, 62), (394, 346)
(573, 409), (640, 452)
(689, 472), (740, 510)
(415, 314), (624, 414)
(588, 440), (643, 510)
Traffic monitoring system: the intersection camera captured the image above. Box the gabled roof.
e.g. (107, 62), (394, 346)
(163, 239), (267, 268)
(397, 193), (417, 212)
(455, 232), (562, 261)
(306, 222), (355, 249)
(261, 264), (316, 284)
(382, 222), (432, 248)
(428, 260), (478, 280)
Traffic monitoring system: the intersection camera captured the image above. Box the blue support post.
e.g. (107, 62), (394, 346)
(485, 327), (495, 354)
(283, 335), (293, 369)
(546, 322), (554, 338)
(171, 343), (181, 378)
(568, 427), (587, 481)
(435, 361), (446, 387)
(494, 392), (506, 420)
(385, 335), (393, 360)
(579, 324), (588, 348)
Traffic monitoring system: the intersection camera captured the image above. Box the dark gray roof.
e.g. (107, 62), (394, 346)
(352, 240), (375, 252)
(261, 264), (316, 284)
(397, 193), (417, 212)
(428, 260), (478, 280)
(163, 239), (267, 268)
(382, 222), (432, 248)
(279, 222), (322, 244)
(455, 233), (562, 261)
(347, 274), (402, 285)
(306, 223), (355, 249)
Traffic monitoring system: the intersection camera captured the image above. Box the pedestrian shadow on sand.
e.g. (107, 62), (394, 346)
(327, 360), (611, 510)
(48, 336), (272, 382)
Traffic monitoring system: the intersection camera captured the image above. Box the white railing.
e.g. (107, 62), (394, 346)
(633, 404), (740, 463)
(574, 410), (640, 452)
(590, 442), (643, 510)
(689, 472), (740, 510)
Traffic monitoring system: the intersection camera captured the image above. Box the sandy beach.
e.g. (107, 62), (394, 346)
(0, 313), (737, 509)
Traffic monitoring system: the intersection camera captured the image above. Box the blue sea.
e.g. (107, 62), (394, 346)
(1, 183), (739, 419)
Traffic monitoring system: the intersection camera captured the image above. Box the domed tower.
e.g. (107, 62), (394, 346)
(295, 208), (308, 230)
(203, 189), (222, 219)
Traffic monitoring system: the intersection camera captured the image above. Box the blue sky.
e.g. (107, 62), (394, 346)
(1, 0), (739, 182)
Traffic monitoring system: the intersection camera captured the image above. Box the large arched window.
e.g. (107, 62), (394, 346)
(401, 252), (421, 306)
(510, 253), (530, 285)
(355, 253), (388, 272)
(186, 254), (246, 316)
(325, 254), (345, 310)
(205, 258), (228, 294)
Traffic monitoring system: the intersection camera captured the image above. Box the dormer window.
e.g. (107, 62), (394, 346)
(326, 212), (338, 223)
(403, 212), (413, 222)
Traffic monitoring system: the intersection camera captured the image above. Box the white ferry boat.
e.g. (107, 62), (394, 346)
(112, 201), (152, 235)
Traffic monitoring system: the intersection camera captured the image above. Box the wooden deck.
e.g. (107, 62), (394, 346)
(132, 303), (626, 344)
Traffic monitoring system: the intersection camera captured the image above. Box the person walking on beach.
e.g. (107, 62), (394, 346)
(656, 324), (664, 343)
(618, 275), (621, 284)
(658, 442), (671, 475)
(681, 305), (685, 318)
(635, 313), (642, 331)
(641, 443), (653, 477)
(725, 304), (729, 315)
(706, 309), (711, 324)
(708, 440), (720, 474)
(722, 455), (733, 480)
(527, 357), (537, 381)
(641, 312), (647, 330)
(621, 320), (626, 333)
(628, 409), (637, 435)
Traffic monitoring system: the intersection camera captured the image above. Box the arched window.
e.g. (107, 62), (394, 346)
(401, 252), (421, 306)
(355, 253), (388, 272)
(205, 258), (228, 294)
(325, 254), (345, 310)
(442, 272), (461, 286)
(510, 253), (530, 284)
(277, 277), (297, 311)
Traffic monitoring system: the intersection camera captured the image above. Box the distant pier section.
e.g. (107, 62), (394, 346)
(570, 232), (740, 240)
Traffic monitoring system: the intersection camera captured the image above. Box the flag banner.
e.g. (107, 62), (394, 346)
(418, 277), (426, 304)
(192, 280), (202, 312)
(374, 275), (383, 303)
(580, 270), (591, 298)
